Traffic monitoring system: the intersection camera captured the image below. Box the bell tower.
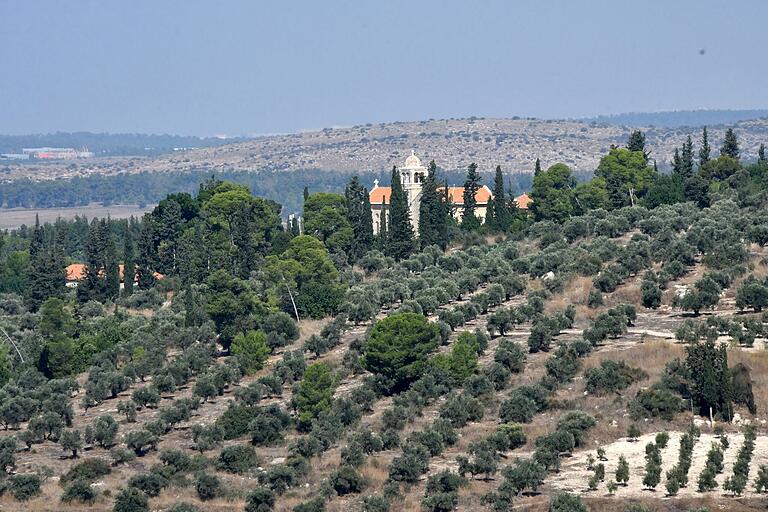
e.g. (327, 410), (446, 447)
(400, 150), (426, 233)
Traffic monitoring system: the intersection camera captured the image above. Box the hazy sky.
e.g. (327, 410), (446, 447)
(1, 0), (766, 136)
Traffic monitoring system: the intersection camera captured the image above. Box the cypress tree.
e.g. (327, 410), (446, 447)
(491, 165), (508, 231)
(627, 130), (649, 162)
(290, 217), (301, 236)
(377, 198), (389, 251)
(418, 160), (440, 248)
(718, 344), (732, 421)
(485, 197), (495, 230)
(50, 227), (66, 294)
(680, 136), (694, 178)
(758, 144), (766, 164)
(303, 186), (310, 202)
(671, 148), (682, 175)
(104, 230), (120, 301)
(534, 158), (542, 176)
(123, 228), (135, 296)
(437, 181), (451, 249)
(627, 130), (646, 152)
(136, 216), (156, 290)
(25, 215), (63, 311)
(461, 163), (481, 231)
(720, 128), (739, 159)
(386, 167), (414, 260)
(344, 175), (374, 260)
(699, 126), (711, 166)
(79, 219), (106, 303)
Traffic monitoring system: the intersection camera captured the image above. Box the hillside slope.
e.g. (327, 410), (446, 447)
(3, 117), (768, 182)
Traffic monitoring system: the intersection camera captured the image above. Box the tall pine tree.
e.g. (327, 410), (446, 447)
(720, 128), (739, 159)
(759, 143), (766, 164)
(490, 165), (508, 231)
(461, 163), (481, 231)
(136, 216), (156, 290)
(418, 160), (440, 248)
(344, 175), (374, 260)
(25, 215), (64, 311)
(104, 229), (120, 300)
(680, 135), (694, 178)
(699, 126), (711, 166)
(534, 158), (542, 176)
(627, 130), (646, 152)
(123, 228), (135, 296)
(78, 219), (108, 303)
(386, 167), (414, 260)
(627, 130), (649, 162)
(671, 148), (682, 175)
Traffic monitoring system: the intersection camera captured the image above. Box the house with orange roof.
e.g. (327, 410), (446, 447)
(369, 152), (530, 234)
(65, 263), (163, 288)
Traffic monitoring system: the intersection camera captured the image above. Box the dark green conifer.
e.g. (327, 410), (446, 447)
(680, 136), (694, 178)
(123, 228), (135, 296)
(490, 165), (508, 231)
(672, 148), (682, 175)
(758, 144), (766, 164)
(720, 128), (739, 159)
(25, 215), (64, 311)
(136, 216), (156, 290)
(699, 126), (711, 166)
(104, 230), (120, 300)
(627, 130), (646, 152)
(344, 175), (374, 259)
(386, 167), (414, 260)
(461, 163), (481, 231)
(418, 160), (440, 248)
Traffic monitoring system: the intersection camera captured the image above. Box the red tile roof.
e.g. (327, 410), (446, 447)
(370, 185), (493, 205)
(65, 263), (163, 282)
(65, 263), (86, 281)
(514, 193), (532, 209)
(369, 187), (392, 204)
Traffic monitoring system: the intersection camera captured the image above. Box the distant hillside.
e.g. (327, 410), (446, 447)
(0, 132), (249, 157)
(585, 109), (768, 128)
(2, 116), (768, 186)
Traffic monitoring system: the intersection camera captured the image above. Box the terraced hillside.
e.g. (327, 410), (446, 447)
(3, 196), (768, 512)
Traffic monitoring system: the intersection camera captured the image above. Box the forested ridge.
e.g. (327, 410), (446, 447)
(1, 127), (768, 511)
(0, 169), (541, 218)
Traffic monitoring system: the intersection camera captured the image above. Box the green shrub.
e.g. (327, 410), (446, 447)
(168, 504), (200, 512)
(195, 472), (221, 501)
(585, 360), (647, 394)
(113, 487), (149, 512)
(330, 465), (366, 495)
(128, 472), (166, 497)
(245, 486), (276, 512)
(60, 458), (112, 486)
(61, 478), (97, 504)
(216, 444), (260, 474)
(549, 492), (586, 512)
(9, 473), (41, 501)
(630, 388), (684, 420)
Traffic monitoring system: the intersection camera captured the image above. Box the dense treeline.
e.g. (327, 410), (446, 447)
(0, 168), (539, 218)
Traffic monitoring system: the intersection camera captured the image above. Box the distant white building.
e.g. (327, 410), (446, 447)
(369, 152), (532, 235)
